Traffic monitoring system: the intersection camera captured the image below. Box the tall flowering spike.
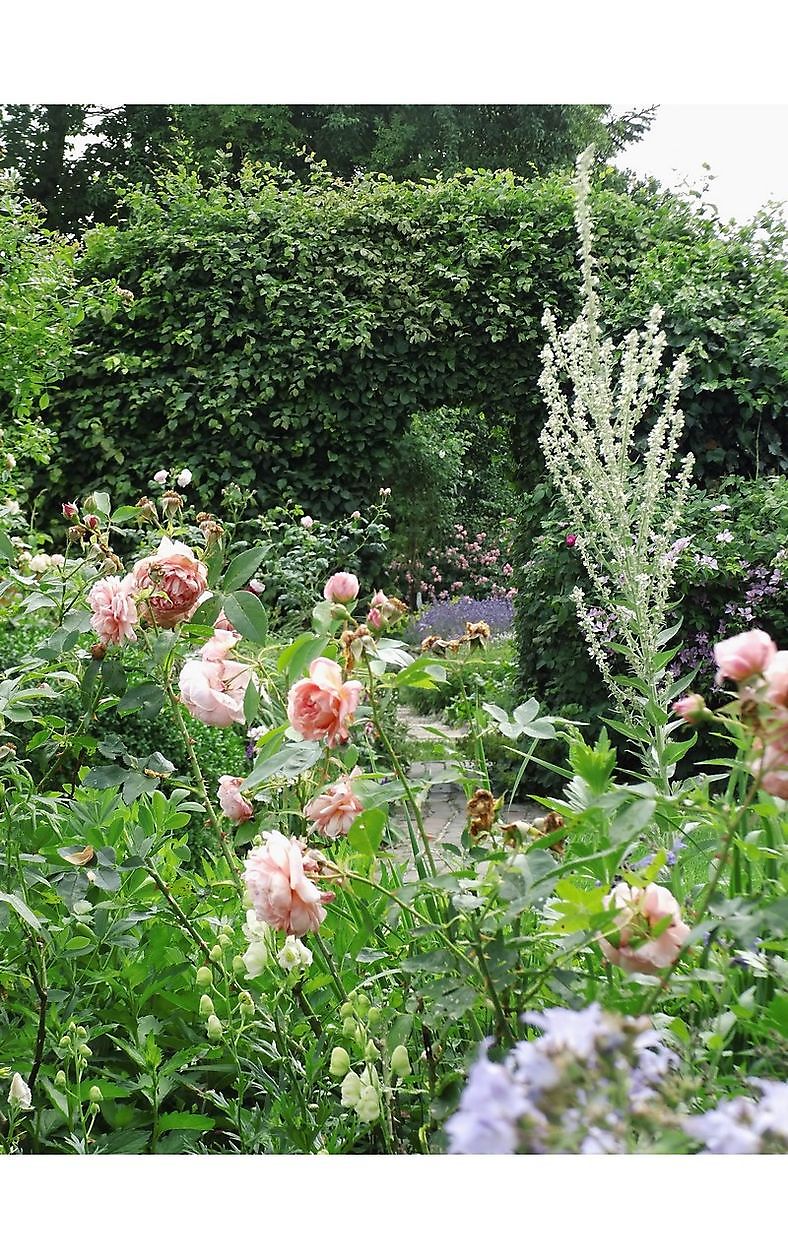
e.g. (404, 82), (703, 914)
(537, 146), (694, 774)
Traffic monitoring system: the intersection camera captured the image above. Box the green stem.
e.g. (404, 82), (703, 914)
(162, 673), (242, 889)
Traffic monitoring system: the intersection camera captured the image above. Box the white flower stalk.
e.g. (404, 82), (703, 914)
(538, 146), (694, 784)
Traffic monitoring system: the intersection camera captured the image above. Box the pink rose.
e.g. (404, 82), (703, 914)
(179, 654), (252, 727)
(366, 590), (407, 632)
(202, 627), (241, 661)
(287, 657), (362, 748)
(713, 629), (777, 685)
(62, 501), (78, 519)
(671, 693), (706, 724)
(565, 533), (577, 547)
(764, 651), (788, 708)
(87, 574), (139, 646)
(600, 882), (690, 975)
(217, 775), (253, 823)
(131, 537), (208, 629)
(243, 830), (331, 937)
(755, 723), (788, 799)
(323, 571), (360, 604)
(304, 770), (363, 838)
(213, 609), (236, 634)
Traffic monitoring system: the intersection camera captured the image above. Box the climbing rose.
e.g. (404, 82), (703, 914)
(304, 771), (363, 838)
(600, 882), (690, 975)
(217, 775), (253, 822)
(243, 830), (331, 937)
(87, 574), (139, 645)
(323, 571), (360, 604)
(713, 629), (777, 685)
(131, 536), (208, 629)
(287, 658), (362, 747)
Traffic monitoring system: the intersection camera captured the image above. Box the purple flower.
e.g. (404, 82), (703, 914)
(445, 1041), (528, 1154)
(683, 1097), (762, 1154)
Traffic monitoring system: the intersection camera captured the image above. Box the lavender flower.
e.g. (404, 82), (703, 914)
(683, 1079), (788, 1154)
(445, 1040), (529, 1154)
(411, 596), (514, 642)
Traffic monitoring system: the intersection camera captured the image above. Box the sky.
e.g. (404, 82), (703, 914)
(613, 105), (788, 226)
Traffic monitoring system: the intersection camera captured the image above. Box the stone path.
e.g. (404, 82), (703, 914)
(388, 706), (542, 875)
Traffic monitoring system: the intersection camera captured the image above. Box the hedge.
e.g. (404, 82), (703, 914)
(33, 163), (787, 528)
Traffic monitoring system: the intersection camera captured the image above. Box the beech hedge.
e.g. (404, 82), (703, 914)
(35, 164), (788, 526)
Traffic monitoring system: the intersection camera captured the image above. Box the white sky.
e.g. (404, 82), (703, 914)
(613, 105), (788, 225)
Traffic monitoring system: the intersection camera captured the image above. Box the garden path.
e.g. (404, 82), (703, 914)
(389, 706), (541, 877)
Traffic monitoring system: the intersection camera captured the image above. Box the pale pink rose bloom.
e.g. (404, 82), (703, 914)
(243, 830), (331, 936)
(131, 536), (208, 629)
(764, 651), (788, 708)
(213, 609), (236, 634)
(202, 627), (241, 661)
(287, 657), (362, 747)
(153, 469), (169, 484)
(671, 693), (706, 723)
(217, 775), (253, 822)
(323, 571), (360, 603)
(755, 724), (788, 799)
(304, 770), (363, 838)
(367, 607), (383, 630)
(713, 629), (777, 685)
(600, 882), (690, 975)
(88, 574), (139, 645)
(179, 655), (252, 727)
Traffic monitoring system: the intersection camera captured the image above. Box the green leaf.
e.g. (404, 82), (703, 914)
(346, 807), (388, 857)
(222, 544), (269, 592)
(188, 593), (222, 627)
(0, 531), (15, 563)
(243, 740), (323, 791)
(391, 657), (446, 689)
(277, 632), (328, 684)
(92, 491), (111, 518)
(0, 890), (43, 933)
(116, 682), (165, 719)
(223, 590), (268, 643)
(158, 1113), (215, 1133)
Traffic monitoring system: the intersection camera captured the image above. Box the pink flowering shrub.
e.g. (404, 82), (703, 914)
(388, 521), (516, 606)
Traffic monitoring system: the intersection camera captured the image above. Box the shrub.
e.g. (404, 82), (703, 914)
(32, 164), (788, 528)
(390, 522), (516, 605)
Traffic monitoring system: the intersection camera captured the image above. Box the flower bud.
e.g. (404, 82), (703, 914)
(356, 1085), (380, 1123)
(199, 994), (215, 1017)
(364, 1039), (379, 1063)
(55, 1070), (67, 1088)
(340, 1001), (354, 1019)
(206, 1014), (223, 1042)
(76, 1026), (87, 1039)
(218, 933), (232, 950)
(342, 1017), (357, 1039)
(62, 501), (78, 519)
(390, 1045), (411, 1078)
(329, 1046), (351, 1078)
(340, 1069), (362, 1108)
(355, 993), (371, 1017)
(88, 1085), (103, 1104)
(59, 1035), (71, 1049)
(232, 954), (246, 976)
(78, 1044), (92, 1059)
(209, 945), (223, 963)
(367, 1007), (383, 1028)
(84, 514), (99, 531)
(196, 966), (213, 987)
(238, 990), (254, 1011)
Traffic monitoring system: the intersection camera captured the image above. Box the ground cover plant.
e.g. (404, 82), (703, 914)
(1, 149), (785, 1156)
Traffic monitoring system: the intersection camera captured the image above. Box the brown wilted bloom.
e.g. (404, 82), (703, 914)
(340, 624), (375, 671)
(161, 489), (184, 518)
(90, 642), (107, 660)
(420, 635), (452, 656)
(504, 811), (566, 855)
(117, 287), (134, 303)
(197, 513), (224, 544)
(0, 743), (16, 762)
(460, 620), (491, 650)
(136, 496), (159, 524)
(68, 524), (87, 543)
(467, 788), (500, 838)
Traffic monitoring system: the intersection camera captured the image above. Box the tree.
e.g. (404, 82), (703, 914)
(0, 103), (654, 233)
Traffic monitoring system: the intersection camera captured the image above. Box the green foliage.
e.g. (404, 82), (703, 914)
(0, 179), (120, 488)
(513, 475), (788, 738)
(1, 103), (652, 231)
(31, 164), (788, 528)
(387, 407), (471, 564)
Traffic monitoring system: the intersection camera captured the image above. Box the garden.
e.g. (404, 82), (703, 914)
(1, 115), (787, 1158)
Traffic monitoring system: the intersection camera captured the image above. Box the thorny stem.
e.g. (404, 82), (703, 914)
(162, 672), (242, 890)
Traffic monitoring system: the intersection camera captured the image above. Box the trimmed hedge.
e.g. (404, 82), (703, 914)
(34, 164), (788, 527)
